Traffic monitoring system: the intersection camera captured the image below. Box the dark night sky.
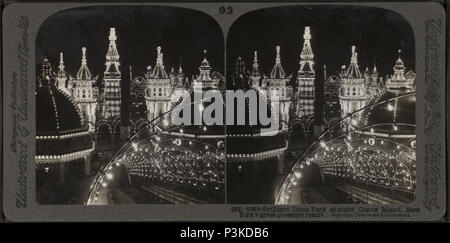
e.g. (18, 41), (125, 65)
(36, 6), (224, 80)
(226, 5), (415, 80)
(37, 5), (414, 85)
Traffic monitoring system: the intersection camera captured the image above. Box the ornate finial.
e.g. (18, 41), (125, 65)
(59, 52), (64, 69)
(253, 51), (259, 68)
(109, 27), (117, 41)
(351, 45), (358, 64)
(81, 47), (87, 65)
(178, 56), (183, 73)
(156, 46), (163, 65)
(275, 45), (281, 64)
(203, 50), (207, 61)
(303, 26), (311, 40)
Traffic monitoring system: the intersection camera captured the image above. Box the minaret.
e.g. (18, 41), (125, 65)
(72, 47), (97, 131)
(177, 60), (184, 85)
(263, 45), (290, 130)
(102, 27), (122, 119)
(296, 26), (315, 118)
(56, 52), (68, 94)
(270, 46), (286, 79)
(152, 46), (168, 78)
(250, 51), (261, 89)
(386, 49), (413, 91)
(192, 50), (219, 89)
(339, 45), (367, 130)
(145, 46), (172, 122)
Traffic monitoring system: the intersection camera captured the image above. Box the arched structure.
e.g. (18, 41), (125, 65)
(276, 92), (416, 205)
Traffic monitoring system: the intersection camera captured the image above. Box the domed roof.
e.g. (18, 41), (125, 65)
(36, 77), (85, 135)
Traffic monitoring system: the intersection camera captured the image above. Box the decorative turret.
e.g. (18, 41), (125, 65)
(106, 28), (120, 64)
(70, 47), (98, 131)
(386, 49), (414, 91)
(192, 50), (219, 89)
(144, 46), (172, 122)
(76, 47), (92, 80)
(102, 27), (121, 119)
(250, 51), (261, 89)
(338, 45), (368, 130)
(270, 46), (286, 79)
(177, 62), (184, 84)
(295, 26), (316, 118)
(152, 46), (168, 79)
(344, 45), (362, 78)
(57, 52), (66, 79)
(55, 52), (70, 94)
(299, 26), (314, 74)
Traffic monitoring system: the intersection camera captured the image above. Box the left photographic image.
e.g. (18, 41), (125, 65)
(35, 6), (225, 205)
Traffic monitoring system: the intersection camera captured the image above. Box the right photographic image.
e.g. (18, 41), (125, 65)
(226, 5), (416, 204)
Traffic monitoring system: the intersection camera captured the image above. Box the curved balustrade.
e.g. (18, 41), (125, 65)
(86, 98), (225, 205)
(276, 92), (416, 205)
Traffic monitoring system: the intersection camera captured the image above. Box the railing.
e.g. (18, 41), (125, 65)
(275, 92), (416, 204)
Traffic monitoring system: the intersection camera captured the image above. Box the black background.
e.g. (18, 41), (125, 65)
(227, 5), (415, 80)
(36, 5), (224, 79)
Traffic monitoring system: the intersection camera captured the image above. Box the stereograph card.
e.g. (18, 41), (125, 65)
(1, 1), (447, 222)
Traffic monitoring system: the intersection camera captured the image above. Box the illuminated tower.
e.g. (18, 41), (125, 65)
(102, 27), (121, 119)
(192, 50), (220, 90)
(55, 52), (71, 95)
(72, 47), (98, 131)
(339, 45), (368, 129)
(250, 51), (261, 90)
(296, 26), (315, 118)
(386, 49), (415, 91)
(262, 46), (291, 130)
(145, 46), (172, 122)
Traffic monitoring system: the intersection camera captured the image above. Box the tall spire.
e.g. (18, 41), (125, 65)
(152, 46), (168, 78)
(395, 49), (405, 67)
(275, 45), (281, 64)
(270, 45), (286, 78)
(251, 51), (260, 77)
(299, 26), (315, 74)
(198, 49), (211, 81)
(81, 47), (87, 65)
(106, 27), (120, 62)
(392, 49), (406, 80)
(345, 45), (362, 78)
(59, 52), (64, 71)
(57, 52), (66, 79)
(76, 47), (92, 80)
(104, 27), (121, 75)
